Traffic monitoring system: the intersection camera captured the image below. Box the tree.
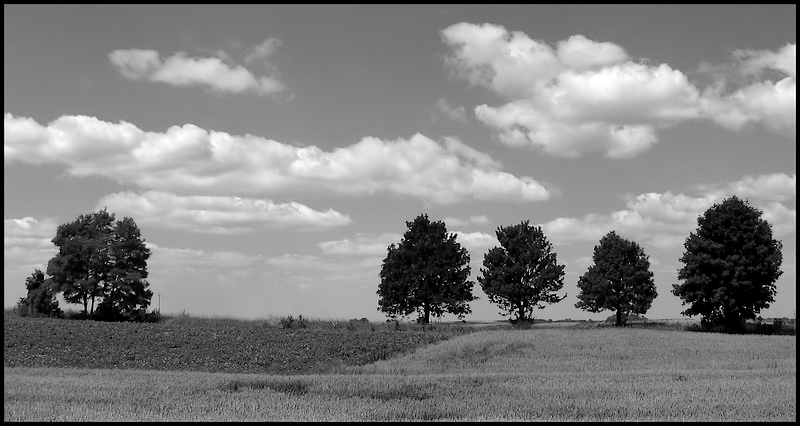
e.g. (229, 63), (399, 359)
(378, 214), (475, 324)
(47, 209), (114, 315)
(16, 269), (63, 318)
(96, 216), (153, 321)
(478, 220), (566, 323)
(672, 196), (782, 333)
(46, 209), (153, 320)
(575, 231), (657, 327)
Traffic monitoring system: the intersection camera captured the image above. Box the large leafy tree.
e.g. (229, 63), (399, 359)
(575, 231), (657, 326)
(16, 269), (63, 318)
(46, 209), (152, 320)
(478, 220), (565, 323)
(47, 209), (115, 315)
(96, 216), (153, 320)
(378, 214), (475, 324)
(672, 196), (782, 333)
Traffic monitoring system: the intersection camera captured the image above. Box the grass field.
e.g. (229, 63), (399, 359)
(4, 314), (796, 421)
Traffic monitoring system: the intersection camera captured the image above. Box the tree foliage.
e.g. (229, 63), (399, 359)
(16, 269), (63, 318)
(378, 214), (475, 324)
(477, 220), (565, 323)
(672, 196), (783, 333)
(45, 209), (153, 321)
(47, 209), (114, 315)
(96, 216), (154, 320)
(575, 231), (657, 326)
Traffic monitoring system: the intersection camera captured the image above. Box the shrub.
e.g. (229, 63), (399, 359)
(279, 315), (307, 329)
(386, 319), (401, 331)
(510, 318), (534, 329)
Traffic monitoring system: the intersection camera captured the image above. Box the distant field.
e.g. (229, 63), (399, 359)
(4, 315), (796, 421)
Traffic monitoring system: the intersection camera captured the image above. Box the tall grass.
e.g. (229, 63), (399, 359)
(5, 327), (795, 421)
(345, 327), (796, 375)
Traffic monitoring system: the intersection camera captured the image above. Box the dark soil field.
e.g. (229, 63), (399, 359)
(3, 314), (472, 375)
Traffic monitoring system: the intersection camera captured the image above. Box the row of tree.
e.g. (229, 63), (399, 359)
(377, 196), (783, 333)
(17, 209), (153, 321)
(18, 196), (782, 333)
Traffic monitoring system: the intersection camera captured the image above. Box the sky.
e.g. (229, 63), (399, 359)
(4, 4), (796, 322)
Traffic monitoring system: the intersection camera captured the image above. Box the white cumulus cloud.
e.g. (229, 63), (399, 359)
(109, 40), (286, 96)
(692, 173), (796, 203)
(702, 75), (796, 138)
(556, 34), (629, 71)
(317, 233), (402, 256)
(541, 173), (796, 250)
(453, 231), (499, 251)
(733, 42), (796, 79)
(97, 191), (351, 234)
(3, 217), (59, 275)
(442, 23), (795, 158)
(4, 113), (553, 205)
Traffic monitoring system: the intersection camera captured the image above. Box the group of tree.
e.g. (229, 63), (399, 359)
(17, 209), (154, 322)
(18, 195), (782, 332)
(377, 196), (783, 333)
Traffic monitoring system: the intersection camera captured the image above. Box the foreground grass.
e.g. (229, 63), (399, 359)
(4, 327), (795, 421)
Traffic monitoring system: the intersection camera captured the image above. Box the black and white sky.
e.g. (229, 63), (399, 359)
(4, 5), (796, 321)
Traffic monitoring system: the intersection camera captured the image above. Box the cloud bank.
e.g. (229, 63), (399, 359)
(442, 23), (796, 158)
(541, 173), (796, 250)
(4, 113), (553, 205)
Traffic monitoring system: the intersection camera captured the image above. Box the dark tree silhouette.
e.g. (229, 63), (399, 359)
(575, 231), (657, 326)
(672, 196), (783, 333)
(46, 209), (152, 320)
(378, 214), (475, 324)
(478, 220), (565, 323)
(16, 269), (63, 318)
(47, 209), (115, 315)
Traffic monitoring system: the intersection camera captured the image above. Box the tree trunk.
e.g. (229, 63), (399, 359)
(423, 304), (430, 325)
(518, 303), (526, 323)
(723, 312), (744, 333)
(615, 310), (623, 327)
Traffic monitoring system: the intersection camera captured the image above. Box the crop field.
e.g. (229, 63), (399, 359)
(4, 314), (796, 421)
(3, 314), (467, 375)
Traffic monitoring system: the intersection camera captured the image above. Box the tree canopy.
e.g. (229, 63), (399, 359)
(45, 209), (153, 321)
(575, 231), (657, 326)
(672, 196), (783, 333)
(16, 269), (63, 318)
(377, 214), (475, 324)
(477, 220), (565, 323)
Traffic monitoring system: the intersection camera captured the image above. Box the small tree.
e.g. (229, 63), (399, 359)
(478, 220), (566, 323)
(672, 196), (783, 333)
(16, 269), (63, 318)
(46, 209), (153, 321)
(575, 231), (657, 326)
(378, 214), (475, 324)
